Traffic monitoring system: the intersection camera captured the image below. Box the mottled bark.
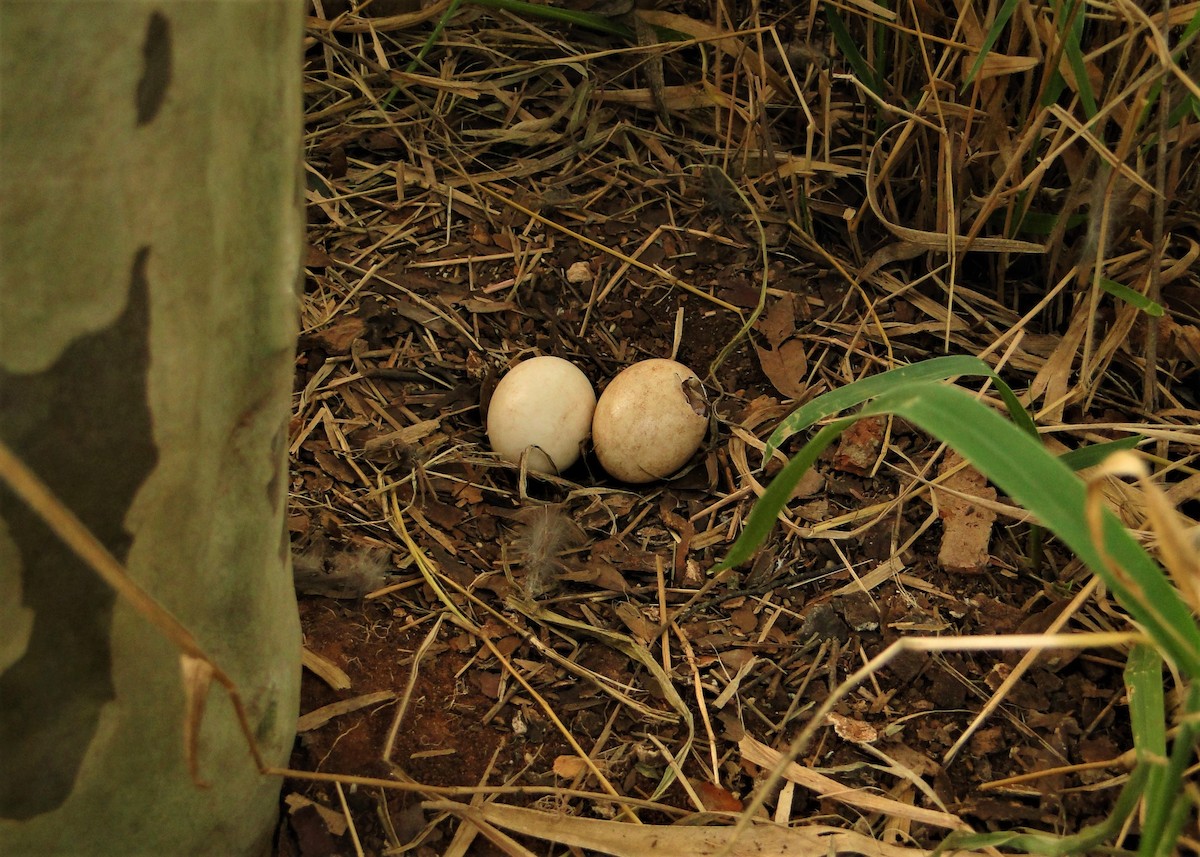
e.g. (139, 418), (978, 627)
(0, 3), (302, 854)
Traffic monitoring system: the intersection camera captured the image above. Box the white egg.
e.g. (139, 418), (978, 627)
(592, 359), (708, 483)
(486, 356), (596, 474)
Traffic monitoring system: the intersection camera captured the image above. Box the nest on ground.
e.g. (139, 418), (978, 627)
(285, 2), (1200, 855)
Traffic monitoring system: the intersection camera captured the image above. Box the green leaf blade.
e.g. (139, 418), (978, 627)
(1099, 278), (1164, 317)
(866, 383), (1200, 677)
(763, 355), (997, 461)
(713, 419), (854, 572)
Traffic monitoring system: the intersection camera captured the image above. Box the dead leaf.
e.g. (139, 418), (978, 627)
(561, 557), (630, 592)
(827, 711), (879, 744)
(305, 316), (366, 354)
(754, 339), (809, 400)
(789, 467), (825, 499)
(553, 755), (606, 778)
(756, 295), (798, 348)
(693, 779), (744, 812)
(613, 601), (658, 643)
(287, 802), (340, 856)
(304, 243), (334, 268)
(286, 793), (349, 837)
(312, 446), (359, 485)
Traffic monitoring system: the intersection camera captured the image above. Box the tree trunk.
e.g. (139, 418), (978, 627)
(0, 3), (302, 855)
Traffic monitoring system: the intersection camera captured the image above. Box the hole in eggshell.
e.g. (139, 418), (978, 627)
(681, 377), (708, 417)
(520, 444), (560, 476)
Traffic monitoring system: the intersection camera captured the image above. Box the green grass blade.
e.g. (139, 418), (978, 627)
(726, 380), (1200, 676)
(991, 372), (1038, 438)
(763, 356), (1036, 462)
(764, 356), (991, 460)
(405, 0), (465, 73)
(1137, 681), (1200, 856)
(824, 4), (881, 97)
(861, 383), (1200, 676)
(1126, 643), (1166, 757)
(714, 419), (856, 572)
(1059, 0), (1097, 118)
(1001, 209), (1087, 235)
(962, 0), (1022, 89)
(1041, 69), (1068, 107)
(1168, 93), (1200, 128)
(1100, 278), (1164, 316)
(1126, 643), (1168, 856)
(1057, 435), (1144, 471)
(872, 0), (889, 103)
(1136, 8), (1200, 135)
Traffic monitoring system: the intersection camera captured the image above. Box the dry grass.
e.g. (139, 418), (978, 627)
(290, 1), (1200, 854)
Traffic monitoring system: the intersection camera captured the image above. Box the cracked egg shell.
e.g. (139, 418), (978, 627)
(592, 359), (708, 483)
(486, 356), (595, 474)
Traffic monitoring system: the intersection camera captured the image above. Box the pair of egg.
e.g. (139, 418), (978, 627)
(486, 356), (708, 483)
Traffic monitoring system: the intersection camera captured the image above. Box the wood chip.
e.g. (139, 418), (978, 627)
(933, 451), (997, 573)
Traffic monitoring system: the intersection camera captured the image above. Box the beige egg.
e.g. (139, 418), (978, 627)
(592, 359), (709, 483)
(486, 356), (595, 474)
